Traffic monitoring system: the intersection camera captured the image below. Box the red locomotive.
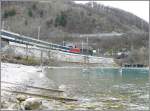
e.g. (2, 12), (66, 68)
(68, 48), (81, 53)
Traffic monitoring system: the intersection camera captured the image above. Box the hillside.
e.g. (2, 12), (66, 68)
(1, 0), (149, 65)
(1, 1), (148, 36)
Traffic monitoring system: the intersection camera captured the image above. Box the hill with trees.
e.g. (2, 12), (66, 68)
(1, 0), (149, 65)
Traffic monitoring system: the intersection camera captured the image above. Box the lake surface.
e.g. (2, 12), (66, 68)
(1, 63), (149, 110)
(46, 67), (149, 111)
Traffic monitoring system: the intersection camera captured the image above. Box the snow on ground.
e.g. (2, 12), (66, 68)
(1, 62), (57, 90)
(4, 42), (116, 66)
(1, 62), (40, 83)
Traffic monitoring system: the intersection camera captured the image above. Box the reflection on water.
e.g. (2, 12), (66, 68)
(46, 67), (149, 110)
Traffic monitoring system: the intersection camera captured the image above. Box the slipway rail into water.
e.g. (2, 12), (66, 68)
(2, 89), (77, 102)
(1, 81), (64, 93)
(2, 81), (78, 101)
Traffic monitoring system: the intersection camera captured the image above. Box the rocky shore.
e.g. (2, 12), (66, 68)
(1, 62), (67, 110)
(1, 62), (97, 110)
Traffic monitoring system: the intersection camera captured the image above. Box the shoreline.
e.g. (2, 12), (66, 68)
(1, 62), (71, 110)
(1, 62), (149, 110)
(2, 61), (148, 69)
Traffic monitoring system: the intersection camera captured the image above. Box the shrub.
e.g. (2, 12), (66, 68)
(22, 57), (40, 65)
(28, 9), (33, 17)
(46, 19), (53, 28)
(63, 36), (73, 41)
(24, 20), (28, 26)
(55, 11), (67, 27)
(39, 10), (44, 18)
(3, 9), (16, 18)
(32, 4), (37, 10)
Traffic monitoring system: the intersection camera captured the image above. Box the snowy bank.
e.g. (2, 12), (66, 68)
(1, 62), (67, 110)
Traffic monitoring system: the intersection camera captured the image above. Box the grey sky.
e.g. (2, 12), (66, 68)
(74, 1), (149, 22)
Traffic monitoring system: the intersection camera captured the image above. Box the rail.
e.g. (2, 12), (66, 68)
(0, 29), (70, 51)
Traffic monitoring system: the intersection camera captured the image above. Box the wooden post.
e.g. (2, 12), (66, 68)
(26, 44), (28, 60)
(48, 50), (51, 64)
(86, 55), (89, 65)
(86, 37), (88, 54)
(81, 40), (83, 54)
(38, 26), (40, 40)
(84, 56), (86, 64)
(97, 48), (99, 56)
(2, 21), (4, 29)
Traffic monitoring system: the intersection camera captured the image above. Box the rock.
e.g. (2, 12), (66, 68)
(79, 102), (100, 110)
(1, 101), (9, 109)
(16, 95), (27, 102)
(37, 70), (42, 72)
(8, 103), (20, 110)
(1, 101), (21, 110)
(22, 98), (42, 110)
(59, 84), (66, 91)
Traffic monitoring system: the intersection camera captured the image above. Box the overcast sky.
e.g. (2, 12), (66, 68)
(74, 1), (149, 22)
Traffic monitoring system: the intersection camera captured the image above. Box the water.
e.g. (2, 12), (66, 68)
(46, 67), (149, 110)
(1, 63), (149, 110)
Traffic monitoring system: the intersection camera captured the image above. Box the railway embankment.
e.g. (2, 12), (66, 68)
(1, 42), (117, 67)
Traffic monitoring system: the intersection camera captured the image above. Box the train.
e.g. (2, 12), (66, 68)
(58, 45), (93, 55)
(58, 45), (81, 54)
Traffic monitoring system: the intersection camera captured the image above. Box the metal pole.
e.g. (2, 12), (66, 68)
(81, 40), (83, 53)
(38, 26), (40, 40)
(2, 21), (4, 29)
(0, 0), (1, 74)
(87, 37), (88, 54)
(40, 50), (43, 65)
(63, 41), (65, 46)
(92, 0), (94, 8)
